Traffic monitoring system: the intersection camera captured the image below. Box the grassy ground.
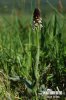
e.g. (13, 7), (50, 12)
(0, 12), (66, 99)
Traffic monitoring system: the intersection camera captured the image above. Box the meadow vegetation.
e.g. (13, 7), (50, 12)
(0, 11), (66, 99)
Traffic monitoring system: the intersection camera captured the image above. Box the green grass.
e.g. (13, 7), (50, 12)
(0, 12), (66, 99)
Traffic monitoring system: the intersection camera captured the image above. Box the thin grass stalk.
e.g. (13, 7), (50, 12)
(28, 28), (32, 72)
(25, 28), (32, 77)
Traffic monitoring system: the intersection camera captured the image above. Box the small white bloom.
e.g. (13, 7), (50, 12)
(38, 20), (42, 24)
(33, 21), (35, 23)
(35, 23), (38, 27)
(40, 24), (43, 28)
(36, 18), (39, 21)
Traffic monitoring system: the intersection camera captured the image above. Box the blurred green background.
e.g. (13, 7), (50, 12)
(0, 0), (66, 14)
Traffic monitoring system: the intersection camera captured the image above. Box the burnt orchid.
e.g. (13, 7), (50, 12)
(32, 8), (43, 31)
